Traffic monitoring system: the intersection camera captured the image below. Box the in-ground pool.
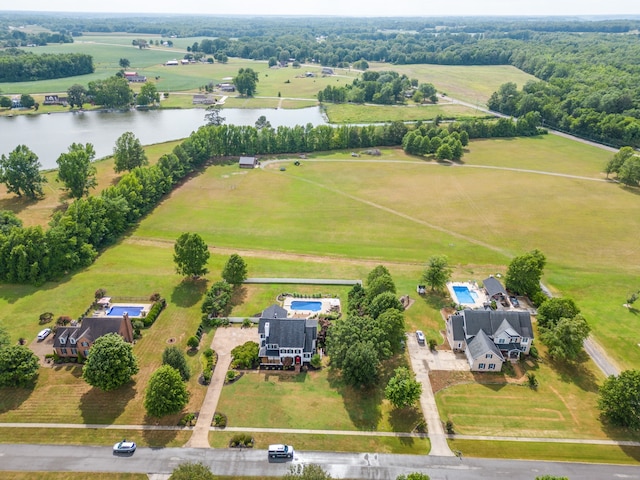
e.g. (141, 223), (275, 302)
(290, 301), (322, 312)
(452, 286), (478, 305)
(107, 306), (144, 317)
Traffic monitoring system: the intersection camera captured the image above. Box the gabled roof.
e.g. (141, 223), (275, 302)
(260, 304), (288, 321)
(494, 318), (520, 338)
(259, 317), (307, 349)
(483, 276), (507, 298)
(53, 317), (130, 348)
(462, 309), (533, 339)
(467, 329), (504, 361)
(449, 313), (466, 342)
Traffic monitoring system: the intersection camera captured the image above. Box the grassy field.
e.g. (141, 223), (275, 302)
(324, 102), (483, 123)
(216, 364), (423, 433)
(210, 431), (429, 455)
(449, 439), (640, 465)
(369, 63), (538, 105)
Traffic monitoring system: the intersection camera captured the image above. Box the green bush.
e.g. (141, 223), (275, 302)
(178, 412), (197, 426)
(230, 341), (259, 369)
(428, 339), (437, 351)
(229, 433), (253, 447)
(202, 370), (212, 385)
(310, 353), (322, 369)
(529, 345), (539, 359)
(226, 370), (239, 382)
(142, 299), (166, 328)
(187, 336), (200, 350)
(213, 413), (227, 428)
(242, 318), (252, 328)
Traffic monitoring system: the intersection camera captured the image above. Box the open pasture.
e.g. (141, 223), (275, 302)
(369, 63), (538, 104)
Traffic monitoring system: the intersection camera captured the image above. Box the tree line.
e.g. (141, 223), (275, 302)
(0, 49), (93, 82)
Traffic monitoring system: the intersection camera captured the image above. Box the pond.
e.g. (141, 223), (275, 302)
(0, 107), (327, 170)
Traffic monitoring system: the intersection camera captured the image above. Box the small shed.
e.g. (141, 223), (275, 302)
(239, 156), (258, 169)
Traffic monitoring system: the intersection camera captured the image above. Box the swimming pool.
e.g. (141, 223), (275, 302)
(107, 306), (144, 317)
(290, 301), (322, 312)
(452, 286), (478, 305)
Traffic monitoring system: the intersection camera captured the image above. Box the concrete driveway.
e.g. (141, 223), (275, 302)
(407, 333), (469, 372)
(30, 333), (55, 366)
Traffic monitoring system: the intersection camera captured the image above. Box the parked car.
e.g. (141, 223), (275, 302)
(37, 328), (51, 341)
(268, 444), (294, 459)
(510, 296), (520, 308)
(415, 330), (426, 345)
(113, 440), (136, 454)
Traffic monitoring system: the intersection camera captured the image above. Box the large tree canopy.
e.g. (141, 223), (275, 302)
(144, 365), (190, 417)
(537, 297), (580, 330)
(221, 253), (248, 286)
(0, 145), (47, 199)
(385, 367), (422, 409)
(162, 346), (190, 381)
(82, 333), (139, 391)
(56, 142), (97, 198)
(422, 255), (452, 292)
(0, 345), (39, 387)
(598, 370), (640, 429)
(505, 249), (546, 298)
(234, 67), (259, 96)
(173, 232), (210, 278)
(113, 131), (148, 173)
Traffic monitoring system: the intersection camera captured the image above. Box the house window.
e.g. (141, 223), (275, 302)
(70, 338), (76, 344)
(486, 354), (493, 359)
(498, 338), (505, 344)
(489, 364), (496, 370)
(84, 349), (89, 356)
(81, 341), (89, 347)
(60, 348), (67, 354)
(521, 338), (529, 343)
(267, 344), (278, 350)
(71, 348), (77, 355)
(478, 363), (486, 369)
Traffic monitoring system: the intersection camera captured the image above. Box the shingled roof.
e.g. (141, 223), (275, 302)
(461, 310), (533, 340)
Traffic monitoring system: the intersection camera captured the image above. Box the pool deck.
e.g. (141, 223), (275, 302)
(446, 281), (487, 309)
(281, 297), (341, 318)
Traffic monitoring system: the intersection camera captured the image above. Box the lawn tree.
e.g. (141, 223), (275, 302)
(56, 142), (97, 198)
(368, 291), (404, 320)
(618, 155), (640, 187)
(377, 308), (406, 355)
(201, 280), (233, 318)
(626, 290), (640, 309)
(397, 473), (431, 480)
(113, 131), (148, 173)
(173, 232), (210, 279)
(422, 255), (452, 292)
(234, 67), (259, 96)
(540, 314), (590, 361)
(255, 115), (272, 130)
(20, 94), (35, 109)
(162, 346), (190, 381)
(604, 146), (634, 179)
(0, 320), (10, 348)
(598, 369), (640, 429)
(0, 145), (47, 199)
(144, 365), (190, 417)
(230, 341), (259, 369)
(82, 333), (139, 391)
(204, 104), (225, 126)
(67, 84), (86, 108)
(341, 341), (379, 387)
(119, 58), (130, 69)
(137, 82), (160, 106)
(505, 249), (546, 299)
(385, 367), (422, 409)
(536, 297), (580, 330)
(367, 265), (391, 285)
(346, 283), (367, 315)
(169, 462), (216, 480)
(221, 253), (248, 286)
(365, 274), (396, 305)
(284, 464), (333, 480)
(87, 76), (133, 109)
(0, 345), (40, 387)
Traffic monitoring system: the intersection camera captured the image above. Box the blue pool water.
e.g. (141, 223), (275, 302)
(107, 306), (144, 317)
(290, 301), (322, 312)
(452, 286), (478, 304)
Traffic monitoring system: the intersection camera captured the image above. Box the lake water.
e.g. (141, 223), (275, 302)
(0, 107), (327, 170)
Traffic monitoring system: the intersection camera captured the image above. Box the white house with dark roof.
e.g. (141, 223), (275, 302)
(446, 309), (533, 372)
(258, 304), (317, 369)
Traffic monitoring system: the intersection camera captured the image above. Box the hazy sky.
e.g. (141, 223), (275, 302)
(4, 0), (640, 17)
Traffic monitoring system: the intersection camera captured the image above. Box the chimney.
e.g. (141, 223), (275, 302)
(265, 322), (270, 339)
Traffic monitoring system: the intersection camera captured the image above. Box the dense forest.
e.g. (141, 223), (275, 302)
(0, 49), (93, 82)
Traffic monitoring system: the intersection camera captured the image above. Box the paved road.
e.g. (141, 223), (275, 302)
(244, 277), (362, 285)
(583, 336), (620, 377)
(0, 444), (637, 479)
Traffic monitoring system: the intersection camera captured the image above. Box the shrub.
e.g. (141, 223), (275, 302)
(94, 288), (107, 300)
(213, 413), (227, 428)
(149, 292), (161, 302)
(56, 316), (72, 326)
(178, 412), (197, 426)
(231, 341), (259, 369)
(446, 419), (455, 434)
(428, 339), (437, 351)
(527, 372), (539, 389)
(187, 336), (200, 350)
(226, 370), (239, 382)
(142, 299), (166, 328)
(310, 353), (322, 369)
(529, 345), (539, 359)
(242, 318), (252, 328)
(39, 312), (54, 324)
(229, 433), (253, 447)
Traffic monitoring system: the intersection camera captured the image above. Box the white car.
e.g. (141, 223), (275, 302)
(415, 330), (426, 345)
(37, 328), (51, 341)
(113, 440), (136, 454)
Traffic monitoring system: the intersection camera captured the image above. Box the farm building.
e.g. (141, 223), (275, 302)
(239, 156), (258, 169)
